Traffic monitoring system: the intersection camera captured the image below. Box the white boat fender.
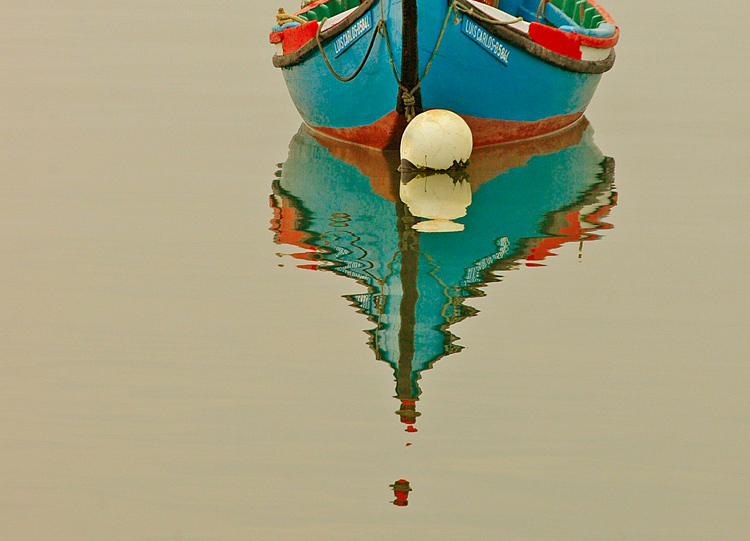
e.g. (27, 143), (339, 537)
(400, 110), (473, 171)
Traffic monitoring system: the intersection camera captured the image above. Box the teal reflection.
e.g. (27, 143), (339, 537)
(270, 119), (616, 431)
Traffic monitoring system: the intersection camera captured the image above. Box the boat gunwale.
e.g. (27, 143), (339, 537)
(273, 0), (380, 69)
(452, 0), (615, 74)
(272, 0), (615, 74)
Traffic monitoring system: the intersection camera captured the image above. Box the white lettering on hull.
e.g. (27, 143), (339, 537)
(461, 17), (511, 66)
(333, 11), (374, 57)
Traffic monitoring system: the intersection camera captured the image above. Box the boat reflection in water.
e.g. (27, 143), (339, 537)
(269, 118), (617, 437)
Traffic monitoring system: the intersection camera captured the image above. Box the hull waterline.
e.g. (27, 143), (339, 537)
(271, 0), (618, 148)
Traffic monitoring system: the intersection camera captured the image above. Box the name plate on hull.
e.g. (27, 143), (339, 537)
(333, 11), (374, 57)
(462, 17), (510, 65)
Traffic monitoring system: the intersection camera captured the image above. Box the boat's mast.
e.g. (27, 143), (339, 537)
(398, 0), (423, 118)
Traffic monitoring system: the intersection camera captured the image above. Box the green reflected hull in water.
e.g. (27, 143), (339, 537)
(270, 119), (616, 429)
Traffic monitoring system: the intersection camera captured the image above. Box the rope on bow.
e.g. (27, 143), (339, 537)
(276, 7), (307, 26)
(315, 18), (387, 83)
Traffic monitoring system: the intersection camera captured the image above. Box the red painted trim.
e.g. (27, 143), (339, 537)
(282, 21), (319, 56)
(309, 110), (408, 150)
(527, 0), (619, 54)
(462, 112), (584, 147)
(587, 0), (616, 25)
(529, 23), (582, 60)
(582, 0), (620, 48)
(308, 110), (585, 149)
(578, 30), (618, 49)
(528, 22), (619, 56)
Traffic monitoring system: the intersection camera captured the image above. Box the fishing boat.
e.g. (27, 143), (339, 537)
(270, 0), (618, 149)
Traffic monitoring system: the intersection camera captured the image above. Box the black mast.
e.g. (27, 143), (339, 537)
(398, 0), (423, 118)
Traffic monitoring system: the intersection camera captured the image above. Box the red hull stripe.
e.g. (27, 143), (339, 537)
(464, 112), (584, 146)
(309, 110), (584, 149)
(309, 111), (407, 150)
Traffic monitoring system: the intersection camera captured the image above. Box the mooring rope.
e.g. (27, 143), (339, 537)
(315, 18), (387, 83)
(313, 0), (522, 121)
(380, 1), (458, 122)
(390, 1), (522, 121)
(276, 7), (307, 26)
(536, 0), (548, 22)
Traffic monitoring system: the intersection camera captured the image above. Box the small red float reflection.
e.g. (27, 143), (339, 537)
(390, 479), (412, 507)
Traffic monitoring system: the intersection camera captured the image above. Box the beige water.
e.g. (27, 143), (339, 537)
(1, 1), (748, 539)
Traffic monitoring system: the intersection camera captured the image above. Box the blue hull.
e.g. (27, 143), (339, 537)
(272, 0), (616, 147)
(280, 1), (400, 138)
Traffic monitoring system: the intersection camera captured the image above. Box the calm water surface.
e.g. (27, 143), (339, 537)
(1, 1), (748, 539)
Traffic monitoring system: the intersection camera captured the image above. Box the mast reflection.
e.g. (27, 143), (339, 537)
(269, 119), (616, 432)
